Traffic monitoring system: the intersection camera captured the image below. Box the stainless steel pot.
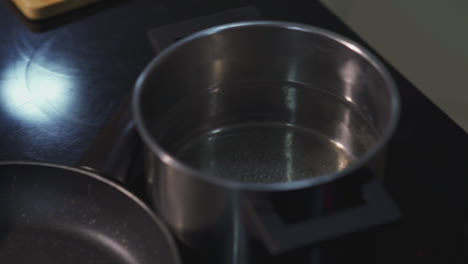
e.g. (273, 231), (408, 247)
(133, 21), (401, 263)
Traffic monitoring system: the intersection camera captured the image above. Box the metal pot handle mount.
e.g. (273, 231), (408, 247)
(77, 97), (140, 183)
(247, 178), (400, 255)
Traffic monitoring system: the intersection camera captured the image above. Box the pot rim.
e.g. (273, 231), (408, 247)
(133, 20), (400, 192)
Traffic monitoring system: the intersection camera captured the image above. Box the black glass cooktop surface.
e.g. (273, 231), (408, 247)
(0, 1), (465, 264)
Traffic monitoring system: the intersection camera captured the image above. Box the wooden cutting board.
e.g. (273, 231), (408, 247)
(12, 0), (102, 20)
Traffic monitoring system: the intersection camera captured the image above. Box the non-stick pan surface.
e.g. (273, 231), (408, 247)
(0, 162), (180, 264)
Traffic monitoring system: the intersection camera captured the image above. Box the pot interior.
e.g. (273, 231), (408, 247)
(137, 23), (397, 183)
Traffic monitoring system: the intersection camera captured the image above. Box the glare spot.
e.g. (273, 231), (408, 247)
(0, 61), (74, 123)
(284, 131), (294, 181)
(342, 41), (362, 54)
(76, 227), (139, 264)
(345, 96), (354, 103)
(331, 140), (345, 150)
(208, 60), (224, 118)
(286, 62), (299, 81)
(211, 128), (223, 134)
(330, 140), (350, 170)
(283, 85), (297, 123)
(340, 60), (359, 105)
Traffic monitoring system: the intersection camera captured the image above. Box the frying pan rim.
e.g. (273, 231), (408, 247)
(0, 160), (182, 264)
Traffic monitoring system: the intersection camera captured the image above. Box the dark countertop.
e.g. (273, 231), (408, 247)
(0, 0), (466, 263)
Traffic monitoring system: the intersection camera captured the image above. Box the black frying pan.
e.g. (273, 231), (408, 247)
(0, 101), (181, 264)
(0, 162), (180, 264)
